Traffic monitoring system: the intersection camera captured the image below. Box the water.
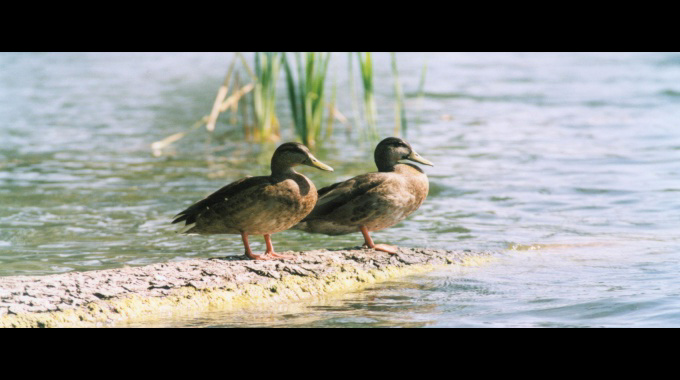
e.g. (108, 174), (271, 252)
(1, 52), (679, 327)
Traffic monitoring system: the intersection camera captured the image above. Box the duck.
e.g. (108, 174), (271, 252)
(293, 137), (433, 254)
(172, 142), (334, 260)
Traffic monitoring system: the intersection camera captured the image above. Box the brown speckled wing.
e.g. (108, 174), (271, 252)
(302, 173), (386, 221)
(172, 176), (268, 226)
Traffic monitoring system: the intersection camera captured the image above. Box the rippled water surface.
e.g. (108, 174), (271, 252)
(1, 52), (679, 327)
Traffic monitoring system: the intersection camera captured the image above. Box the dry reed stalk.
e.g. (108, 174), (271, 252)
(231, 72), (240, 125)
(218, 83), (254, 112)
(206, 55), (238, 132)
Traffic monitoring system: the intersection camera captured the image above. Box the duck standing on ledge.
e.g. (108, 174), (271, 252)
(294, 137), (433, 254)
(172, 142), (334, 260)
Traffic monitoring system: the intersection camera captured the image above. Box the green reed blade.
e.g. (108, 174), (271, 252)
(391, 52), (407, 137)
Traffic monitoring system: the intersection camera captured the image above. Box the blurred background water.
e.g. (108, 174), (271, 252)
(1, 52), (679, 327)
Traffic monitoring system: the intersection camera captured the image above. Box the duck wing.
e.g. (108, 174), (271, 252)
(302, 173), (386, 221)
(172, 175), (268, 226)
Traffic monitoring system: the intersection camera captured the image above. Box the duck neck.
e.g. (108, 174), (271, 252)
(271, 163), (297, 177)
(376, 162), (397, 172)
(375, 151), (398, 172)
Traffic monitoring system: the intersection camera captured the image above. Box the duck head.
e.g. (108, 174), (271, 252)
(271, 142), (334, 174)
(374, 137), (433, 172)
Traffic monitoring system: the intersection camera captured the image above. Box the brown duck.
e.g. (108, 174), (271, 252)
(172, 142), (333, 260)
(294, 137), (433, 254)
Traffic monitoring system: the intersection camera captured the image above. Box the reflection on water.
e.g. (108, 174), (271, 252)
(124, 278), (444, 328)
(2, 52), (680, 327)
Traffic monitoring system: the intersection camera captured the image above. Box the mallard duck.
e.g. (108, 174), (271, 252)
(172, 142), (333, 260)
(294, 137), (433, 254)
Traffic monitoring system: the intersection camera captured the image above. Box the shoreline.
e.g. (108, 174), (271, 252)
(0, 247), (495, 328)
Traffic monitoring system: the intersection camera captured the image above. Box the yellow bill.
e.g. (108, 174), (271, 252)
(306, 155), (334, 172)
(406, 150), (434, 166)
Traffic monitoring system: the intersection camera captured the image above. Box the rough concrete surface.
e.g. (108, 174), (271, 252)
(0, 247), (494, 327)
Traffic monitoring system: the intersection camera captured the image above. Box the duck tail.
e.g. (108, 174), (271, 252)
(177, 222), (197, 234)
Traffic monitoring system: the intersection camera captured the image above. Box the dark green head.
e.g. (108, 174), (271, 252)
(271, 142), (334, 174)
(374, 137), (433, 172)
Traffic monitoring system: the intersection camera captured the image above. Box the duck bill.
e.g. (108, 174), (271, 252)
(406, 150), (434, 166)
(306, 155), (334, 172)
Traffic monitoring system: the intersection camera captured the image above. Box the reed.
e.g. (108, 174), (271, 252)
(152, 52), (429, 157)
(326, 67), (338, 138)
(414, 55), (428, 129)
(253, 52), (282, 142)
(150, 54), (254, 156)
(418, 56), (428, 97)
(206, 55), (238, 132)
(282, 52), (331, 148)
(231, 72), (240, 126)
(357, 52), (378, 140)
(348, 52), (361, 133)
(390, 52), (407, 137)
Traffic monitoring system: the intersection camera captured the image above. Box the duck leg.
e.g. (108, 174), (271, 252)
(264, 234), (296, 259)
(241, 232), (271, 260)
(360, 226), (398, 254)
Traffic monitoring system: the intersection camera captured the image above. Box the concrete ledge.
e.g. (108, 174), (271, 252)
(0, 247), (494, 328)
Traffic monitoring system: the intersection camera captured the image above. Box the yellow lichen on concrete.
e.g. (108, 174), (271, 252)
(0, 249), (496, 328)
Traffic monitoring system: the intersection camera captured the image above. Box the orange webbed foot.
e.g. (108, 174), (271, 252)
(266, 251), (296, 260)
(246, 252), (274, 261)
(373, 244), (398, 255)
